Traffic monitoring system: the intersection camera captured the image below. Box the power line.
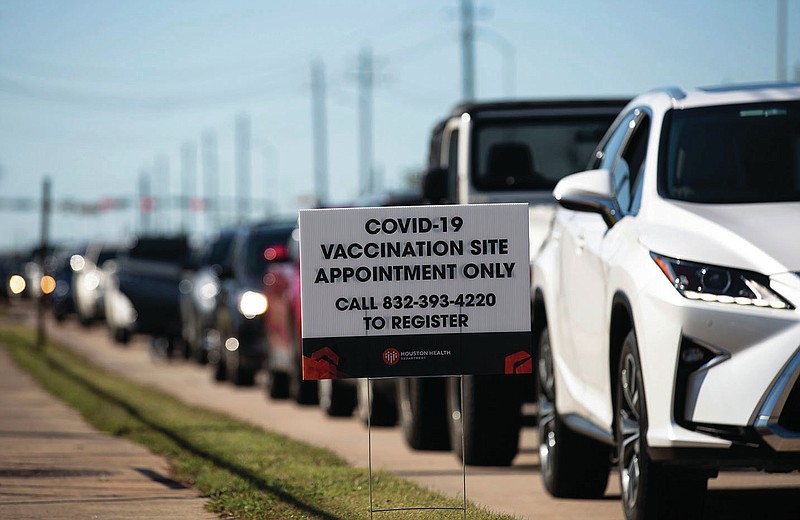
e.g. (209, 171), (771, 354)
(0, 6), (440, 83)
(0, 72), (304, 111)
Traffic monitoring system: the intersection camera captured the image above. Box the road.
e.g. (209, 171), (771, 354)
(17, 306), (800, 519)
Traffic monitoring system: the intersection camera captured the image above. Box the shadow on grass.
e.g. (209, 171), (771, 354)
(36, 345), (341, 520)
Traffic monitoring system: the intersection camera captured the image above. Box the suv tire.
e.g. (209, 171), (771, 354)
(538, 326), (610, 497)
(397, 377), (450, 450)
(616, 330), (707, 520)
(319, 379), (356, 417)
(447, 375), (522, 466)
(265, 368), (289, 399)
(357, 379), (398, 427)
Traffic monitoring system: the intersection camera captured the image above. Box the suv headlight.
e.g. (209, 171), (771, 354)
(651, 253), (793, 310)
(238, 291), (268, 319)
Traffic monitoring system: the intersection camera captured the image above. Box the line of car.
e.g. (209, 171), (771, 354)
(4, 81), (799, 520)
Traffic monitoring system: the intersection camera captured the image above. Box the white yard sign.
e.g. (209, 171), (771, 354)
(300, 203), (531, 379)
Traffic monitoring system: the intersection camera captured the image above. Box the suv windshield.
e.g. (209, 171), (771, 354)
(661, 101), (800, 203)
(472, 117), (614, 191)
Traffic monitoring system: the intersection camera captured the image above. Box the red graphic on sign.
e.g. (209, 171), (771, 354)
(382, 348), (401, 366)
(504, 351), (533, 374)
(303, 347), (345, 380)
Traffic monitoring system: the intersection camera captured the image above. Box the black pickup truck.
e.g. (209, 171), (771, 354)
(104, 235), (191, 351)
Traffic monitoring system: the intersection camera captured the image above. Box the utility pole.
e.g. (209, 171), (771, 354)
(777, 0), (788, 81)
(358, 47), (374, 196)
(154, 154), (170, 234)
(138, 169), (152, 234)
(461, 0), (476, 101)
(201, 130), (219, 232)
(311, 60), (329, 205)
(479, 27), (516, 97)
(235, 113), (252, 223)
(180, 141), (197, 235)
(37, 176), (51, 349)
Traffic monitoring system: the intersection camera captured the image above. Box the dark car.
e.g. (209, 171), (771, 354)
(50, 244), (87, 321)
(178, 228), (237, 363)
(104, 236), (191, 350)
(17, 245), (55, 300)
(209, 221), (295, 386)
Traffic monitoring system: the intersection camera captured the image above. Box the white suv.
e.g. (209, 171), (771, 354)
(532, 83), (800, 520)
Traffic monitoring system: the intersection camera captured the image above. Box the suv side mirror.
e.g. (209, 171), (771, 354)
(422, 166), (449, 204)
(553, 169), (621, 228)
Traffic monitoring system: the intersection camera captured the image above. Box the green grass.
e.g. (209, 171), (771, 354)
(0, 325), (517, 519)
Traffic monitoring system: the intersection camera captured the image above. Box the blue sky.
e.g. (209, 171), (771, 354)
(0, 0), (797, 251)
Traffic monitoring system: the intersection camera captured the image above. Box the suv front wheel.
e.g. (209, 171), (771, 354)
(538, 325), (610, 497)
(615, 330), (707, 520)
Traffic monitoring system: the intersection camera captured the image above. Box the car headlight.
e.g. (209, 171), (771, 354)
(83, 272), (100, 291)
(9, 275), (26, 295)
(110, 290), (137, 325)
(196, 281), (219, 312)
(651, 253), (793, 310)
(238, 291), (268, 319)
(70, 254), (85, 272)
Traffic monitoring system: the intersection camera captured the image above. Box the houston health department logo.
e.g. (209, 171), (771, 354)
(382, 348), (401, 366)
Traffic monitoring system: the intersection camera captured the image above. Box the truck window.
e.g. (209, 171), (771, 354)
(472, 118), (613, 191)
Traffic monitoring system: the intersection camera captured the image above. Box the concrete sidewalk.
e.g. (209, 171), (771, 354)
(0, 346), (218, 520)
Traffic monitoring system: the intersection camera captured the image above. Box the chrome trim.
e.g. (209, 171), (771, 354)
(754, 347), (800, 451)
(683, 339), (732, 421)
(690, 338), (732, 375)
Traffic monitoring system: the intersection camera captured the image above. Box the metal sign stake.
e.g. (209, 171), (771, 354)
(367, 376), (467, 519)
